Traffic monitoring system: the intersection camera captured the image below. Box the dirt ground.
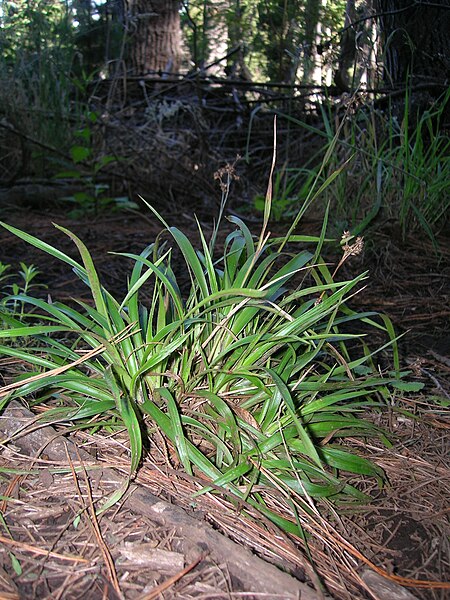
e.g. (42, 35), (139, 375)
(0, 206), (448, 600)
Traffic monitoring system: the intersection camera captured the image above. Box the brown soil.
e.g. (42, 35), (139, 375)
(0, 207), (449, 600)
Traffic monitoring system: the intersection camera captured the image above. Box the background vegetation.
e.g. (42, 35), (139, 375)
(0, 0), (448, 237)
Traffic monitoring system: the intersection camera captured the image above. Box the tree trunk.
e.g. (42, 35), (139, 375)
(374, 0), (450, 87)
(302, 0), (321, 83)
(126, 0), (182, 75)
(199, 0), (229, 75)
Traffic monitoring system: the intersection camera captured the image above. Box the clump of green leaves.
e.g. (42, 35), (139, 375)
(0, 194), (405, 533)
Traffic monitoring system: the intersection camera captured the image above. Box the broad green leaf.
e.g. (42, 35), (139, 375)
(105, 369), (142, 476)
(158, 387), (192, 475)
(70, 145), (91, 163)
(391, 381), (425, 392)
(55, 225), (110, 332)
(266, 368), (323, 470)
(0, 222), (83, 271)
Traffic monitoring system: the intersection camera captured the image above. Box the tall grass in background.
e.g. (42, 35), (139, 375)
(271, 89), (449, 244)
(0, 156), (411, 533)
(388, 89), (450, 239)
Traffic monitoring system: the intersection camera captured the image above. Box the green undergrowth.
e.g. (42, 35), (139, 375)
(0, 189), (412, 535)
(267, 89), (449, 246)
(320, 88), (450, 244)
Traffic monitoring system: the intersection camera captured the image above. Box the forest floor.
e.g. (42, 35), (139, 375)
(0, 206), (448, 600)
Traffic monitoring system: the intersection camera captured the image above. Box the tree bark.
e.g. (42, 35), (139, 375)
(126, 0), (182, 75)
(374, 0), (450, 87)
(302, 0), (321, 83)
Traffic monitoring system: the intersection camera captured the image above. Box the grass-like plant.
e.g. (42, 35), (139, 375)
(384, 88), (450, 239)
(271, 88), (449, 244)
(322, 88), (450, 242)
(253, 167), (318, 222)
(0, 262), (46, 321)
(0, 184), (406, 533)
